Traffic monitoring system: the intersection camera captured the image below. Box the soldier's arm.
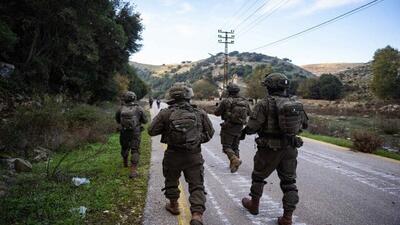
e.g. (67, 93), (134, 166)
(139, 107), (148, 124)
(244, 102), (266, 135)
(301, 110), (309, 130)
(115, 108), (121, 124)
(200, 110), (215, 143)
(214, 99), (226, 116)
(148, 109), (168, 136)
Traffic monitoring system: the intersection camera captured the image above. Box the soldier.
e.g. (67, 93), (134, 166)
(149, 96), (154, 108)
(148, 83), (215, 225)
(240, 73), (308, 225)
(214, 83), (250, 173)
(156, 98), (161, 109)
(115, 91), (148, 178)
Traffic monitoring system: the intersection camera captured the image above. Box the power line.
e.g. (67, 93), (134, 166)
(234, 0), (273, 31)
(222, 0), (252, 28)
(236, 0), (291, 38)
(248, 0), (384, 52)
(227, 0), (264, 28)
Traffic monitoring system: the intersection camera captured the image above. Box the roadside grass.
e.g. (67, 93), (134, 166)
(301, 132), (353, 148)
(0, 125), (151, 225)
(301, 131), (400, 161)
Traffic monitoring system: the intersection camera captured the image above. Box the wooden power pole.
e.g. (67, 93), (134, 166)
(218, 29), (235, 89)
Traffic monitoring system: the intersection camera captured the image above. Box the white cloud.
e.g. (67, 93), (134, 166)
(177, 2), (193, 14)
(174, 24), (196, 37)
(299, 0), (367, 15)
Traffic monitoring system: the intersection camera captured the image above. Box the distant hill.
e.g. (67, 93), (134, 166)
(301, 63), (364, 76)
(131, 51), (316, 93)
(332, 63), (373, 100)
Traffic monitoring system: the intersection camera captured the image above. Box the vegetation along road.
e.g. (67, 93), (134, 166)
(144, 104), (400, 225)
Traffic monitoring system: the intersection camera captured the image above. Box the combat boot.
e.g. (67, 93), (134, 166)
(123, 157), (128, 168)
(242, 196), (260, 215)
(190, 212), (203, 225)
(129, 164), (138, 178)
(278, 211), (293, 225)
(229, 155), (242, 173)
(165, 199), (180, 215)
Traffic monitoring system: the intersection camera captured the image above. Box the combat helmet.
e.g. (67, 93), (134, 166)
(123, 91), (137, 103)
(227, 83), (240, 94)
(167, 82), (193, 101)
(262, 73), (289, 91)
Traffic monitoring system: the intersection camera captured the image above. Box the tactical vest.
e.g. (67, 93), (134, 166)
(120, 104), (140, 129)
(225, 97), (248, 125)
(262, 96), (304, 136)
(166, 104), (202, 151)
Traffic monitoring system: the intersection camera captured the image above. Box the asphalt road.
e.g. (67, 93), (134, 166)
(144, 103), (400, 225)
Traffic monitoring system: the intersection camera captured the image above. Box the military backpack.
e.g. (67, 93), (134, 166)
(120, 104), (140, 129)
(266, 96), (304, 136)
(167, 105), (202, 150)
(227, 98), (248, 125)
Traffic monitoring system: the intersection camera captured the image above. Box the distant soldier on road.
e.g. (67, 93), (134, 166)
(149, 96), (154, 108)
(156, 98), (161, 109)
(148, 83), (215, 225)
(115, 91), (148, 178)
(214, 83), (250, 173)
(240, 73), (308, 225)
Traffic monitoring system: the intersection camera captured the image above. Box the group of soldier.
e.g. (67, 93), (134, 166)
(115, 72), (308, 225)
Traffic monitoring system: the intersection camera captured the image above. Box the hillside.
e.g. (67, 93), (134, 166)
(301, 63), (364, 76)
(333, 62), (373, 100)
(131, 51), (316, 93)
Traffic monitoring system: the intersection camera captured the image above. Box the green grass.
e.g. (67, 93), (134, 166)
(374, 149), (400, 161)
(300, 132), (353, 148)
(0, 126), (151, 225)
(301, 132), (400, 161)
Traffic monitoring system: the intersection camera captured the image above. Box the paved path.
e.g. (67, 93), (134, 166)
(144, 103), (400, 225)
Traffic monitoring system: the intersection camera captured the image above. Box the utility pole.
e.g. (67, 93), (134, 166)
(218, 29), (235, 89)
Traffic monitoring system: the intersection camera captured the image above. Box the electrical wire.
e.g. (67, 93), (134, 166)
(225, 0), (264, 29)
(248, 0), (384, 51)
(234, 0), (273, 31)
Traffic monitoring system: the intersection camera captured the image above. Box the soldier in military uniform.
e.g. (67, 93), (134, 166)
(214, 83), (250, 173)
(240, 73), (308, 225)
(148, 83), (215, 225)
(115, 91), (148, 178)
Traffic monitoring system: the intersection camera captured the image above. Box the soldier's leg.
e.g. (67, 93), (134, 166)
(130, 131), (141, 165)
(162, 152), (181, 201)
(277, 147), (299, 213)
(183, 154), (206, 214)
(220, 131), (236, 159)
(120, 130), (130, 167)
(250, 148), (283, 198)
(232, 135), (240, 158)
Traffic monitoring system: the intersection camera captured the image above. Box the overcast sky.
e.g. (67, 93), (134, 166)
(129, 0), (400, 65)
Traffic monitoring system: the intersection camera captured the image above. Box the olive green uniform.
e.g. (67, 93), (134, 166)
(214, 95), (250, 159)
(115, 103), (148, 165)
(243, 95), (308, 212)
(148, 101), (215, 214)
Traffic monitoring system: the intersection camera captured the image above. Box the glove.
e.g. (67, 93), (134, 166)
(239, 129), (246, 140)
(140, 126), (145, 132)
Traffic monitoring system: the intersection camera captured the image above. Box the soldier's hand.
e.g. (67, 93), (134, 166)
(240, 129), (246, 140)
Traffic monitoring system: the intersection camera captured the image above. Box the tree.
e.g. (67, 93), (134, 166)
(371, 45), (400, 99)
(245, 64), (272, 102)
(192, 79), (218, 100)
(0, 0), (145, 102)
(319, 74), (343, 100)
(297, 78), (320, 99)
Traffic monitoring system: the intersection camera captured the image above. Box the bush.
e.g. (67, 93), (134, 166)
(351, 130), (383, 153)
(377, 118), (400, 135)
(0, 96), (117, 158)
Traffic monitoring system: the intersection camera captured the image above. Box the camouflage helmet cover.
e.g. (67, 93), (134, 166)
(167, 82), (194, 100)
(123, 91), (137, 102)
(226, 83), (240, 93)
(263, 72), (289, 90)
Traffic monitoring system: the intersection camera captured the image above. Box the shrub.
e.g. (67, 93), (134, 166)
(351, 130), (383, 153)
(377, 118), (400, 135)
